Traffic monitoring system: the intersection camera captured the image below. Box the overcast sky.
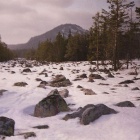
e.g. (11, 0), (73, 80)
(0, 0), (139, 44)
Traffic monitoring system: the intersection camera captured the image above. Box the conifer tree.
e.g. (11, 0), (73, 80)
(102, 0), (134, 70)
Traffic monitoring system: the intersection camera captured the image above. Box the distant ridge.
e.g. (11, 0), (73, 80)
(8, 24), (86, 50)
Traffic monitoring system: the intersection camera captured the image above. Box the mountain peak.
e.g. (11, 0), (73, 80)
(8, 24), (86, 50)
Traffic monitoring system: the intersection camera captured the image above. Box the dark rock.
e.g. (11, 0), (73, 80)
(60, 67), (63, 70)
(63, 104), (117, 125)
(108, 72), (114, 78)
(34, 90), (69, 117)
(0, 117), (15, 136)
(40, 81), (48, 85)
(73, 78), (82, 81)
(99, 83), (109, 86)
(77, 85), (83, 88)
(45, 73), (48, 77)
(81, 88), (96, 95)
(89, 74), (104, 80)
(0, 90), (7, 96)
(124, 84), (128, 87)
(33, 125), (49, 129)
(14, 82), (28, 87)
(37, 81), (48, 89)
(80, 104), (117, 125)
(22, 68), (31, 73)
(19, 132), (36, 139)
(115, 101), (135, 107)
(119, 80), (134, 84)
(132, 87), (139, 90)
(133, 77), (140, 80)
(88, 77), (94, 82)
(103, 92), (109, 94)
(89, 68), (96, 72)
(63, 104), (95, 121)
(35, 78), (42, 82)
(50, 75), (72, 87)
(11, 71), (15, 74)
(51, 75), (66, 83)
(79, 74), (87, 78)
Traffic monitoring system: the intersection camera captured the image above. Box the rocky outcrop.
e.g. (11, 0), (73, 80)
(80, 104), (117, 125)
(34, 90), (69, 117)
(63, 104), (117, 125)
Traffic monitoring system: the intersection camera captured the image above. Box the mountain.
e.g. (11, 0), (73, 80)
(8, 24), (86, 50)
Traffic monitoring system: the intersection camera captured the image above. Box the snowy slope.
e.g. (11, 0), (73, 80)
(0, 60), (140, 140)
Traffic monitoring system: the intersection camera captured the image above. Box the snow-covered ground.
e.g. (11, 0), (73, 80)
(0, 60), (140, 140)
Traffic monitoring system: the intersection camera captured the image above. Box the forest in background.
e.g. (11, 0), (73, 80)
(0, 0), (140, 71)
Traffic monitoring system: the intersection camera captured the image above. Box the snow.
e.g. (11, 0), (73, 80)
(0, 60), (140, 140)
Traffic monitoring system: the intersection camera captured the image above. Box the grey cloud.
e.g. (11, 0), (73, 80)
(27, 0), (75, 8)
(0, 1), (36, 15)
(0, 0), (115, 44)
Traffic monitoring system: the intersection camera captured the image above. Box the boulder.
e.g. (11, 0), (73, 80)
(77, 85), (83, 88)
(50, 75), (72, 87)
(89, 74), (104, 80)
(0, 117), (15, 136)
(38, 81), (48, 89)
(35, 78), (42, 82)
(60, 67), (63, 70)
(79, 74), (87, 78)
(115, 101), (135, 107)
(63, 104), (117, 125)
(119, 80), (134, 84)
(80, 104), (117, 125)
(63, 104), (95, 121)
(81, 88), (96, 95)
(14, 82), (28, 87)
(132, 87), (139, 90)
(34, 90), (69, 117)
(52, 75), (66, 83)
(22, 68), (31, 73)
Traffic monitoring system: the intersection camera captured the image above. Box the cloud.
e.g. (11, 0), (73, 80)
(1, 0), (139, 44)
(26, 0), (75, 8)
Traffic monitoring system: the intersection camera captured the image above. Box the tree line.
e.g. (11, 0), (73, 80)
(0, 36), (14, 62)
(26, 0), (140, 70)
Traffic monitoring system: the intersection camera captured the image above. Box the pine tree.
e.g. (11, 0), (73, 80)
(102, 0), (134, 70)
